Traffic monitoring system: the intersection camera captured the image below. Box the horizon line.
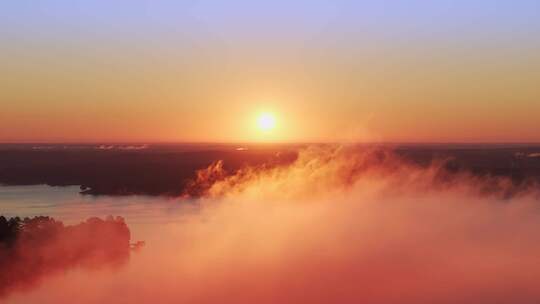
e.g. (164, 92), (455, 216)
(1, 141), (540, 146)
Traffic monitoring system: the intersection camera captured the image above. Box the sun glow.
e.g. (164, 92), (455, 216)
(257, 113), (276, 132)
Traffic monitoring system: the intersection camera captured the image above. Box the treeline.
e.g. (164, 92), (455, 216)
(0, 216), (131, 298)
(0, 147), (299, 196)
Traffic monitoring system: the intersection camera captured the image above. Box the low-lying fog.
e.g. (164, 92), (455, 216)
(2, 146), (540, 303)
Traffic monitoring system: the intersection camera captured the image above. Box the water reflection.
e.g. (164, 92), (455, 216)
(0, 185), (197, 238)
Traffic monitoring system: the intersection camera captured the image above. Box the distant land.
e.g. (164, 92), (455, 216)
(1, 143), (540, 197)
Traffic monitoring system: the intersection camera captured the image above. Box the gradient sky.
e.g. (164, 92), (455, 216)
(1, 0), (539, 143)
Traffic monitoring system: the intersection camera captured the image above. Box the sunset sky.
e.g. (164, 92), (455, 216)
(1, 1), (539, 143)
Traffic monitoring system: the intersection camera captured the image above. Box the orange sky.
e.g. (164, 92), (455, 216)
(1, 1), (539, 143)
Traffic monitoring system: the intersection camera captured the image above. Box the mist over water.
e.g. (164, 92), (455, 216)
(3, 146), (540, 303)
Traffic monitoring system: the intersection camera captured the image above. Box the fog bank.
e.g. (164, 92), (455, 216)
(6, 146), (540, 303)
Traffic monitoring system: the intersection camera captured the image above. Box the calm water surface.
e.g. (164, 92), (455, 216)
(0, 185), (197, 239)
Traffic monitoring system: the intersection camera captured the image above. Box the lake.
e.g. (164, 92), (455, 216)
(0, 185), (198, 241)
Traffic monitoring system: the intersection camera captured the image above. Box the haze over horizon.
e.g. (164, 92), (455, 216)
(2, 0), (540, 143)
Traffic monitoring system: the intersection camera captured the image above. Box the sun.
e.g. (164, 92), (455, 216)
(257, 112), (276, 132)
